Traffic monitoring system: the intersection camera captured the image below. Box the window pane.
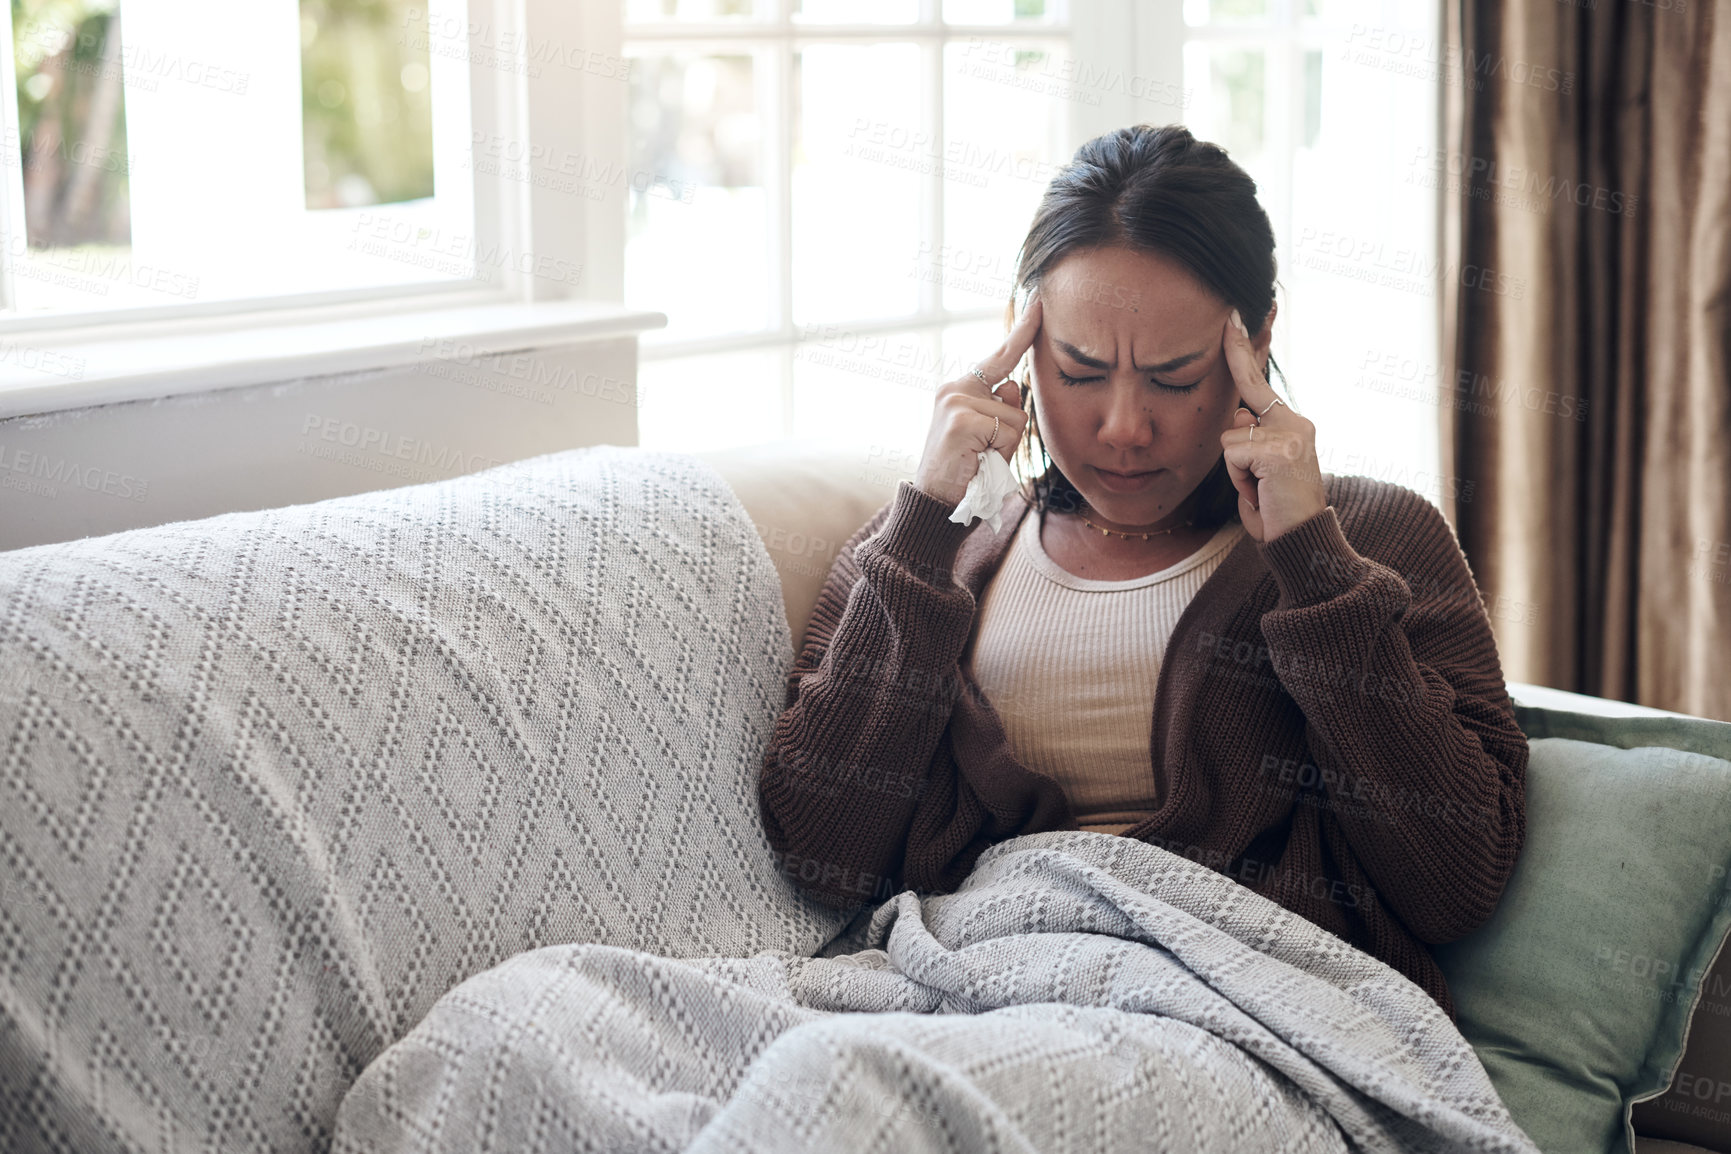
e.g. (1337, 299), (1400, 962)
(9, 0), (132, 309)
(791, 44), (922, 325)
(12, 1), (129, 246)
(793, 0), (919, 24)
(625, 0), (761, 21)
(301, 0), (434, 209)
(1302, 0), (1359, 21)
(790, 323), (943, 450)
(637, 346), (783, 450)
(940, 38), (1071, 312)
(942, 0), (1059, 24)
(3, 0), (480, 316)
(1181, 41), (1268, 185)
(775, 318), (1026, 491)
(625, 52), (770, 343)
(1302, 48), (1321, 148)
(1286, 9), (1443, 500)
(1184, 0), (1267, 25)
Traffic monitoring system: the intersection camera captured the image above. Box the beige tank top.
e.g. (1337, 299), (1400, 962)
(961, 508), (1246, 835)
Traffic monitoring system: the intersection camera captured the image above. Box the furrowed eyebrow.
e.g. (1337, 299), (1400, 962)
(1052, 337), (1207, 374)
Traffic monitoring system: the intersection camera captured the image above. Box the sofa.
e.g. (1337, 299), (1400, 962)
(1, 439), (1728, 1153)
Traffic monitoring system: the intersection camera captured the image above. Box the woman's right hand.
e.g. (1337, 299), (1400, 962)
(912, 288), (1043, 509)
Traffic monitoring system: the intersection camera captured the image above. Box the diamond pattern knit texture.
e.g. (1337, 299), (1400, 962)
(333, 830), (1542, 1154)
(0, 446), (849, 1153)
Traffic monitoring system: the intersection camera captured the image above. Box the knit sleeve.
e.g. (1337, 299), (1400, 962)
(1252, 496), (1528, 945)
(757, 479), (982, 909)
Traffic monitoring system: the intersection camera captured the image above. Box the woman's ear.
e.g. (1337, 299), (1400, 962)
(1256, 300), (1277, 347)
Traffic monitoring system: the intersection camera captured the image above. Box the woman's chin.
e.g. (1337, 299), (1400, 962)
(1081, 475), (1190, 529)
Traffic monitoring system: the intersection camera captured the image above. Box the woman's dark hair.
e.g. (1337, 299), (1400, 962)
(1004, 123), (1290, 528)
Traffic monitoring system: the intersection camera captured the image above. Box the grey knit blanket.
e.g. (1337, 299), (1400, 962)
(334, 829), (1541, 1154)
(0, 446), (850, 1153)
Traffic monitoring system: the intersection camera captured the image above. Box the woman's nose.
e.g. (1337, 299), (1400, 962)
(1099, 381), (1155, 448)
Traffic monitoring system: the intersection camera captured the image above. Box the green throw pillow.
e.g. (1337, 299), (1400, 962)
(1433, 705), (1731, 1154)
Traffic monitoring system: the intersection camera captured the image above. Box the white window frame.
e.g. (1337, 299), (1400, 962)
(0, 0), (618, 343)
(625, 1), (1072, 348)
(1176, 0), (1445, 498)
(1173, 0), (1381, 377)
(623, 1), (1192, 439)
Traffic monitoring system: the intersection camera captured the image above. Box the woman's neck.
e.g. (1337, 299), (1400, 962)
(1075, 500), (1194, 536)
(1039, 504), (1223, 581)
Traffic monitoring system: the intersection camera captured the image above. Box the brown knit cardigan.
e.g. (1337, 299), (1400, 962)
(757, 474), (1529, 1019)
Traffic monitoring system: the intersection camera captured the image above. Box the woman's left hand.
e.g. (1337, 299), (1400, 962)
(1219, 309), (1329, 543)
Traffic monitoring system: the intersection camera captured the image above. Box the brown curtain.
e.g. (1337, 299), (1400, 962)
(1441, 0), (1731, 721)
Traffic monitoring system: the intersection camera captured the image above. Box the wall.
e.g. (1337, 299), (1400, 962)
(0, 336), (641, 551)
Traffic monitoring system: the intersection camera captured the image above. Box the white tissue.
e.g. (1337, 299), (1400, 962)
(947, 448), (1019, 534)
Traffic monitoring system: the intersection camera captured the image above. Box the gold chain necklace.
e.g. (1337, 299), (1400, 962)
(1077, 508), (1195, 540)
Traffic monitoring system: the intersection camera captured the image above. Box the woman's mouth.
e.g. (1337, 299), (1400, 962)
(1094, 466), (1162, 493)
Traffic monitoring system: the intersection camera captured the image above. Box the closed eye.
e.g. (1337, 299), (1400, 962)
(1056, 370), (1202, 394)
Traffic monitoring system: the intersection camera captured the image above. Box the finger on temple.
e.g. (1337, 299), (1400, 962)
(1221, 313), (1276, 411)
(976, 300), (1039, 402)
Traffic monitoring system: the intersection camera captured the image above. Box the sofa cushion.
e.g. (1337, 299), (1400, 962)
(693, 440), (899, 653)
(0, 445), (850, 1154)
(1434, 704), (1731, 1154)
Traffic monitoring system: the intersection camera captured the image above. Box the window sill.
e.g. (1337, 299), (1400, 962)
(0, 297), (669, 421)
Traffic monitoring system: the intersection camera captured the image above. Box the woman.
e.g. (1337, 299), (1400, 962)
(758, 123), (1527, 1022)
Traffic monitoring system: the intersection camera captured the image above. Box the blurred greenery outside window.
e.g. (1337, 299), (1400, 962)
(10, 0), (130, 250)
(300, 0), (435, 209)
(6, 0), (442, 316)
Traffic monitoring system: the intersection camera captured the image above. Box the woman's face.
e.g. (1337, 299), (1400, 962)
(1029, 246), (1274, 528)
